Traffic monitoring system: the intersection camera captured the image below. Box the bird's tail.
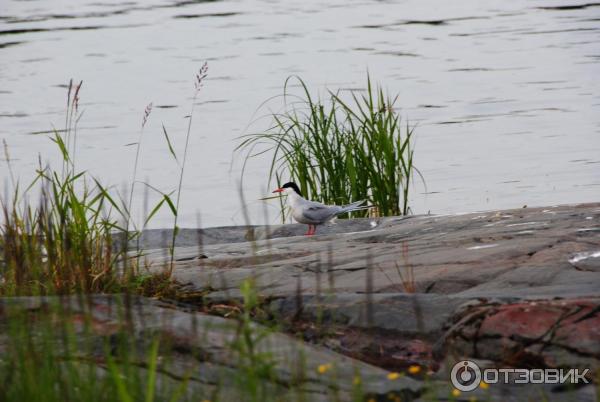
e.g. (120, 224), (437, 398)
(338, 199), (368, 215)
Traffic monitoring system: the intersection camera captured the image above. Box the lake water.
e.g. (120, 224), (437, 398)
(1, 0), (599, 228)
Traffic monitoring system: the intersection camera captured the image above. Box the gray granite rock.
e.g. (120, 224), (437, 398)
(141, 203), (600, 303)
(116, 203), (600, 401)
(0, 295), (423, 402)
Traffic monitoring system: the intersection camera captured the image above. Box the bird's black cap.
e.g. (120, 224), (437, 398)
(281, 182), (302, 196)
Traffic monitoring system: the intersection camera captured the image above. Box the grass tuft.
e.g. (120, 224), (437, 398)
(1, 82), (130, 295)
(237, 75), (421, 219)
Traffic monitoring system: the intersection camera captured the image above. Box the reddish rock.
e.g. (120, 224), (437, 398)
(442, 298), (600, 377)
(479, 302), (565, 339)
(552, 301), (600, 355)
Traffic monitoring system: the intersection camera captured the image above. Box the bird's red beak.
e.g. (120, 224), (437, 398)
(272, 188), (284, 193)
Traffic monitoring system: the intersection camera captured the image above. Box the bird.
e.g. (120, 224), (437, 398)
(272, 182), (367, 236)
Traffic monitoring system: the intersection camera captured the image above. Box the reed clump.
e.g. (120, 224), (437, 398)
(0, 82), (132, 295)
(238, 75), (419, 218)
(0, 62), (209, 296)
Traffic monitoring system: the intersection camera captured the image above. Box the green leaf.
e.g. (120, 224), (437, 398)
(107, 355), (133, 402)
(162, 124), (178, 163)
(144, 197), (166, 227)
(163, 194), (177, 217)
(145, 338), (160, 402)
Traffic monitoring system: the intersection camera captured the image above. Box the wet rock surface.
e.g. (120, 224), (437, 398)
(138, 202), (600, 400)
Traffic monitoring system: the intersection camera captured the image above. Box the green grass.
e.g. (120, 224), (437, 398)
(237, 75), (421, 219)
(0, 64), (211, 295)
(0, 282), (371, 402)
(1, 82), (130, 295)
(0, 297), (193, 402)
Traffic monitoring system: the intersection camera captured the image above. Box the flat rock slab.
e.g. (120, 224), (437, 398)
(0, 295), (423, 402)
(269, 293), (467, 335)
(268, 293), (464, 372)
(141, 203), (600, 300)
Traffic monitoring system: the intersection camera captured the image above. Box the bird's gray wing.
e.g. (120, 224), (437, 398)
(301, 203), (341, 223)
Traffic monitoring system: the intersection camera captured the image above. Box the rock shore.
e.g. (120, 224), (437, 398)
(3, 203), (599, 401)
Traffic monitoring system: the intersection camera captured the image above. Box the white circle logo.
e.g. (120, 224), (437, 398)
(450, 360), (482, 392)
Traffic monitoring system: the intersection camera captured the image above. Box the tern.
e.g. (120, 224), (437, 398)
(272, 182), (367, 235)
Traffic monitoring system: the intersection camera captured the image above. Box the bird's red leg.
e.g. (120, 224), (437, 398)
(305, 225), (312, 236)
(311, 225), (317, 235)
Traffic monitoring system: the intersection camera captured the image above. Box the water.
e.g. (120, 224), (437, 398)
(1, 0), (599, 228)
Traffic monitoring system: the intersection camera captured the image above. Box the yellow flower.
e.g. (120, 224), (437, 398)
(353, 376), (361, 385)
(387, 372), (400, 380)
(452, 388), (461, 397)
(317, 363), (332, 374)
(408, 365), (421, 374)
(479, 381), (489, 390)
